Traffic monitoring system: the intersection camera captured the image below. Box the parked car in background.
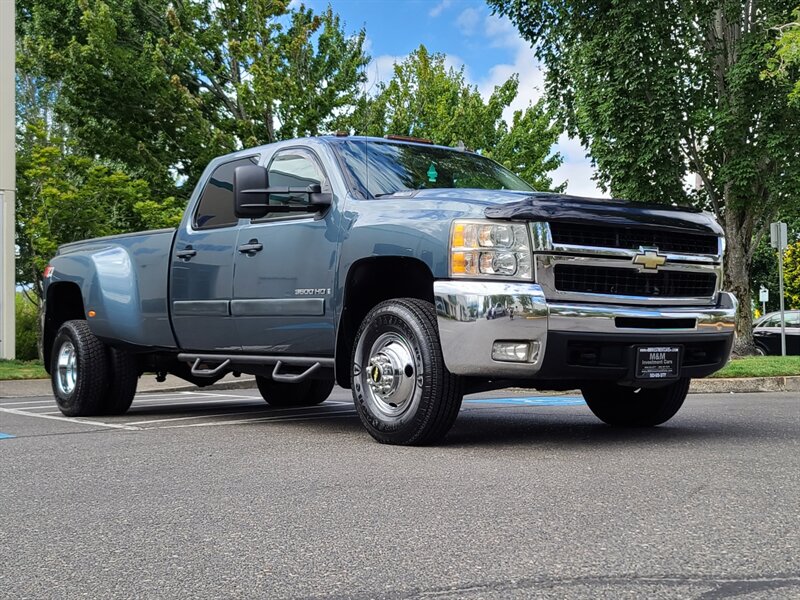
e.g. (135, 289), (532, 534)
(487, 303), (507, 320)
(753, 310), (800, 355)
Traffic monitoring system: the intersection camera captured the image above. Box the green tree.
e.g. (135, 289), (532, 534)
(490, 0), (800, 352)
(19, 0), (368, 199)
(784, 241), (800, 309)
(343, 46), (564, 190)
(764, 6), (800, 105)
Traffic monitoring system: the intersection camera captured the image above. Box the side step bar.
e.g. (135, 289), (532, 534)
(177, 353), (335, 383)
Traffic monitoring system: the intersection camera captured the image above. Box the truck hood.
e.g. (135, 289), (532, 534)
(483, 191), (722, 236)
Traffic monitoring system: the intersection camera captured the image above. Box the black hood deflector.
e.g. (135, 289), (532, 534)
(485, 193), (723, 236)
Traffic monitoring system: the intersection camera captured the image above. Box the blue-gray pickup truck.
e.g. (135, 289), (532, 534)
(42, 135), (736, 445)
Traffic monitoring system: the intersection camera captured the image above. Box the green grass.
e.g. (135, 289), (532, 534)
(0, 360), (48, 380)
(710, 356), (800, 378)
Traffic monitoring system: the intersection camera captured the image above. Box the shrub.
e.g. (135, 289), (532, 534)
(15, 293), (40, 361)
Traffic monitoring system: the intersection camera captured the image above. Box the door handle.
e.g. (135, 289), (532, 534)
(238, 240), (263, 254)
(176, 247), (197, 260)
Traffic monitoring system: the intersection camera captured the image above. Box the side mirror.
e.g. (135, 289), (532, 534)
(234, 164), (334, 219)
(234, 165), (270, 219)
(306, 184), (333, 208)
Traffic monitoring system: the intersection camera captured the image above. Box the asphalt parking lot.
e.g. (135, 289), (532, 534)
(0, 387), (798, 599)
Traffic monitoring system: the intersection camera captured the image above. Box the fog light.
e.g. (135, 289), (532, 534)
(492, 341), (531, 363)
(491, 341), (541, 363)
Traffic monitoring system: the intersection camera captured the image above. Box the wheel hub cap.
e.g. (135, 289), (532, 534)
(365, 333), (417, 417)
(56, 340), (78, 396)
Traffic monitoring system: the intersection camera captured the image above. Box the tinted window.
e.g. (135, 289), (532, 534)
(267, 149), (326, 207)
(194, 156), (259, 229)
(333, 139), (533, 198)
(760, 316), (780, 328)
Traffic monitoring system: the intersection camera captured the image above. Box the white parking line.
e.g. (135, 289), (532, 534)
(0, 399), (59, 407)
(130, 398), (262, 409)
(152, 409), (357, 429)
(0, 406), (140, 431)
(126, 408), (272, 425)
(125, 400), (352, 425)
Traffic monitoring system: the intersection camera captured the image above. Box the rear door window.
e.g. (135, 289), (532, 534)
(760, 316), (780, 328)
(194, 156), (259, 230)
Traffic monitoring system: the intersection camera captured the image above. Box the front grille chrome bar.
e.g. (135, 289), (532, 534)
(530, 222), (723, 306)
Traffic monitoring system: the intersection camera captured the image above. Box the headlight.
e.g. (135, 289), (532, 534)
(450, 220), (533, 280)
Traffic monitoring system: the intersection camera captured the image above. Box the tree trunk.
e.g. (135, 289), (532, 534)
(723, 209), (755, 355)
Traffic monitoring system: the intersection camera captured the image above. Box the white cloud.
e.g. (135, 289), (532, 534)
(429, 0), (453, 18)
(456, 8), (481, 35)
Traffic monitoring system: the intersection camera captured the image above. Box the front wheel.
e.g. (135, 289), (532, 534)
(581, 378), (690, 427)
(351, 298), (463, 445)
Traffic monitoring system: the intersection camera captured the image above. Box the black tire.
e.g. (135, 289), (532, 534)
(101, 348), (139, 415)
(581, 378), (691, 427)
(754, 344), (768, 357)
(50, 320), (109, 417)
(256, 376), (334, 407)
(351, 298), (463, 445)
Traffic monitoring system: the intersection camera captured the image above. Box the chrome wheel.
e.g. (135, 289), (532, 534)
(362, 332), (420, 420)
(56, 340), (78, 396)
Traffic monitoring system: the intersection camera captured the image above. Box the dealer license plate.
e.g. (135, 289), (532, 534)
(635, 346), (681, 380)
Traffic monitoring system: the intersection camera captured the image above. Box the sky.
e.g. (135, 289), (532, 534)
(292, 0), (605, 197)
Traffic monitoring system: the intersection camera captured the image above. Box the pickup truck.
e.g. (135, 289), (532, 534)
(42, 135), (737, 445)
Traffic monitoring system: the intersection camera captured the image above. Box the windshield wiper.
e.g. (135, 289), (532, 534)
(374, 189), (417, 198)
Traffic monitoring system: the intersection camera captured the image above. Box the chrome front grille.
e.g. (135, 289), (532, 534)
(531, 221), (723, 306)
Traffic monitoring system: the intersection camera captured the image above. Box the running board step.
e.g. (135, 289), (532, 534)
(178, 353), (334, 381)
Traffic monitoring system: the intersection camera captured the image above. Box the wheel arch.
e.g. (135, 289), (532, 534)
(335, 256), (435, 388)
(43, 282), (86, 373)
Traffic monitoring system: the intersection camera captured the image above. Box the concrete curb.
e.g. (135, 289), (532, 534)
(690, 376), (800, 394)
(2, 374), (798, 398)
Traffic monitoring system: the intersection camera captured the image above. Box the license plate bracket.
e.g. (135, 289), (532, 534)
(634, 346), (681, 381)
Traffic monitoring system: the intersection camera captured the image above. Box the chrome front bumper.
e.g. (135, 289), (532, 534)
(434, 280), (737, 378)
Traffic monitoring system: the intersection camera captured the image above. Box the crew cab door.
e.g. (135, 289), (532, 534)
(232, 148), (338, 356)
(170, 155), (259, 351)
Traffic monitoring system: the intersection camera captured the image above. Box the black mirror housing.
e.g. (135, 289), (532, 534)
(234, 165), (270, 219)
(234, 165), (333, 218)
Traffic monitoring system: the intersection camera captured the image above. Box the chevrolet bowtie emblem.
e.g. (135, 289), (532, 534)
(633, 250), (666, 270)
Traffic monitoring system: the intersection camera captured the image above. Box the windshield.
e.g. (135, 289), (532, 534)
(333, 139), (534, 198)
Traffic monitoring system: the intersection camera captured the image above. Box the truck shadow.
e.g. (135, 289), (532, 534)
(443, 409), (782, 448)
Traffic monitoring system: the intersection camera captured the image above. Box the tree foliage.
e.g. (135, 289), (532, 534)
(20, 0), (369, 198)
(490, 0), (800, 351)
(342, 46), (564, 190)
(764, 6), (800, 105)
(783, 241), (800, 309)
